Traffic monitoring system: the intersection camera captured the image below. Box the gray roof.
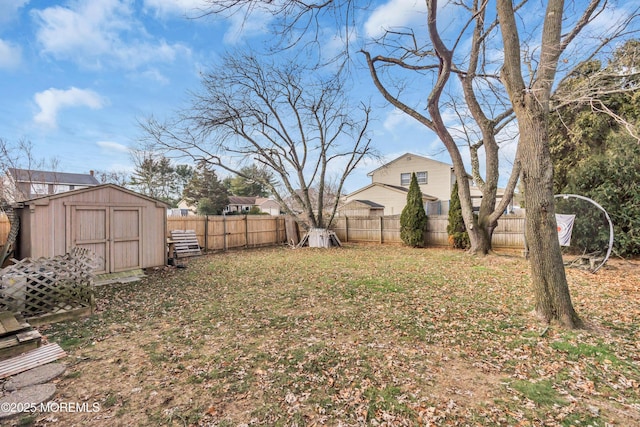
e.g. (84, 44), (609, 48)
(8, 168), (99, 186)
(354, 200), (385, 208)
(228, 196), (257, 205)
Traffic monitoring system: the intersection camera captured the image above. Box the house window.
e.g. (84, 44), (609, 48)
(401, 172), (428, 185)
(30, 183), (47, 195)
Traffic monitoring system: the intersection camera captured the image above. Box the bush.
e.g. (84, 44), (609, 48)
(400, 173), (428, 247)
(565, 136), (640, 256)
(447, 181), (470, 249)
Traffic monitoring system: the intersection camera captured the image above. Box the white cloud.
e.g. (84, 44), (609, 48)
(97, 140), (130, 153)
(0, 0), (29, 25)
(0, 39), (22, 69)
(143, 0), (208, 17)
(222, 7), (273, 44)
(32, 0), (191, 69)
(34, 87), (105, 128)
(364, 0), (427, 39)
(137, 68), (170, 85)
(383, 108), (421, 132)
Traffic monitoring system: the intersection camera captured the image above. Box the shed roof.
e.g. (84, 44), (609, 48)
(353, 200), (385, 208)
(16, 183), (169, 207)
(8, 168), (100, 186)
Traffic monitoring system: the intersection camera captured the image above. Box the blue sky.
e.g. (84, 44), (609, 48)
(2, 1), (632, 194)
(0, 0), (469, 194)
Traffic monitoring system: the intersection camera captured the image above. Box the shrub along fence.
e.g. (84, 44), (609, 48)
(332, 215), (526, 249)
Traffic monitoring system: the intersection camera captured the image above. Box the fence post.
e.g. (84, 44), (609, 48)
(204, 215), (209, 252)
(345, 217), (349, 243)
(245, 215), (249, 248)
(223, 214), (227, 251)
(380, 216), (383, 244)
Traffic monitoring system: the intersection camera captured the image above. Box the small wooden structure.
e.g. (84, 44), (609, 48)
(0, 248), (96, 324)
(14, 184), (168, 274)
(169, 230), (202, 258)
(0, 312), (41, 360)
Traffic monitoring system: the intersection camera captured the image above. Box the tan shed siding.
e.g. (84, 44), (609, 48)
(16, 185), (168, 272)
(31, 204), (56, 258)
(142, 205), (167, 268)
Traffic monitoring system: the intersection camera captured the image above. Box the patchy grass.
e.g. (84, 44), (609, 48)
(7, 244), (639, 426)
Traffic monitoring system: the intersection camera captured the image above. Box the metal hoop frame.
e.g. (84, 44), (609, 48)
(554, 193), (614, 273)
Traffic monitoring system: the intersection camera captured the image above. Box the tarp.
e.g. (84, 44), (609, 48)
(556, 214), (576, 246)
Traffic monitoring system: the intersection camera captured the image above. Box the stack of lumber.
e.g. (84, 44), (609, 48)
(0, 312), (42, 361)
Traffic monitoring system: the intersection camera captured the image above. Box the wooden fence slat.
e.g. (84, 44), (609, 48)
(167, 215), (288, 251)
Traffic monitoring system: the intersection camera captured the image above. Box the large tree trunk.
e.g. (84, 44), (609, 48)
(497, 0), (582, 328)
(519, 112), (582, 328)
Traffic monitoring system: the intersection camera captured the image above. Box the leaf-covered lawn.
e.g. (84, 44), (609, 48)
(15, 245), (640, 426)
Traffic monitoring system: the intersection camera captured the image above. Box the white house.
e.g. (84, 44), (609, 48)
(341, 153), (459, 216)
(2, 168), (99, 203)
(341, 153), (510, 216)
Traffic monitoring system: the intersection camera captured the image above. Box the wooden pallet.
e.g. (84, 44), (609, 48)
(170, 230), (202, 258)
(0, 312), (42, 360)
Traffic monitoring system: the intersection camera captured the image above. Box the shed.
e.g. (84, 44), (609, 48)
(14, 184), (168, 274)
(337, 200), (385, 217)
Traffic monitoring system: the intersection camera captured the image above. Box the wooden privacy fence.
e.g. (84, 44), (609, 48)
(332, 215), (526, 248)
(167, 215), (288, 251)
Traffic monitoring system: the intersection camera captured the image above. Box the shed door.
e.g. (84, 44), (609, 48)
(69, 206), (142, 274)
(70, 207), (109, 274)
(109, 207), (142, 273)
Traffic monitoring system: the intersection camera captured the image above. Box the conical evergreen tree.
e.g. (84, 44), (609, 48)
(446, 181), (470, 249)
(400, 173), (428, 247)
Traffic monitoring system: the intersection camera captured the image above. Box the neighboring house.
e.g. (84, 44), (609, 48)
(341, 152), (512, 216)
(339, 183), (437, 216)
(366, 153), (457, 201)
(254, 198), (282, 215)
(225, 196), (258, 214)
(338, 199), (385, 217)
(171, 196), (282, 216)
(167, 199), (198, 216)
(2, 168), (99, 203)
(225, 196), (282, 215)
(342, 153), (458, 216)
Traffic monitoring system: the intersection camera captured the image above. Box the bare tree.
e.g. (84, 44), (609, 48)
(187, 0), (639, 327)
(92, 169), (131, 187)
(0, 138), (60, 264)
(141, 52), (373, 229)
